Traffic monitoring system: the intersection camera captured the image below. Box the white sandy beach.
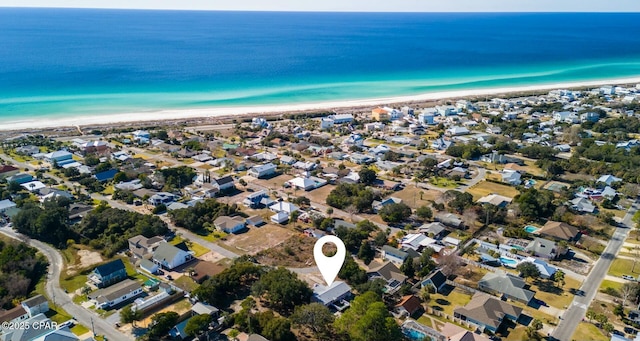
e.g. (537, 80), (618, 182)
(3, 76), (640, 131)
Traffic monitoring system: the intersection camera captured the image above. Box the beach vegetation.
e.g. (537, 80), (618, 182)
(168, 198), (241, 233)
(378, 202), (412, 223)
(334, 291), (402, 341)
(326, 183), (376, 212)
(0, 236), (48, 309)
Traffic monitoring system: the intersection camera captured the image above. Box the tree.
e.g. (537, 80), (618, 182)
(148, 311), (179, 338)
(252, 267), (312, 314)
(620, 282), (639, 307)
(357, 241), (375, 265)
(185, 314), (213, 337)
(400, 257), (415, 278)
(238, 178), (247, 187)
(358, 167), (377, 185)
(516, 262), (541, 281)
(338, 257), (368, 285)
(553, 269), (565, 288)
(586, 309), (596, 323)
(603, 322), (615, 335)
(438, 253), (460, 277)
(416, 205), (433, 221)
(291, 303), (335, 340)
(614, 304), (625, 318)
(379, 202), (412, 223)
(113, 171), (128, 183)
(120, 305), (142, 328)
(334, 291), (402, 341)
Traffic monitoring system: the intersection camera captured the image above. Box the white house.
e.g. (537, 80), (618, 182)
(213, 216), (246, 234)
(287, 176), (327, 191)
(132, 130), (150, 143)
(269, 201), (299, 214)
(88, 279), (143, 310)
(152, 242), (194, 270)
(320, 118), (334, 130)
(330, 113), (354, 124)
(20, 295), (49, 317)
(247, 163), (277, 178)
(501, 169), (522, 186)
(312, 281), (352, 310)
(596, 174), (622, 186)
(446, 126), (470, 136)
(214, 176), (235, 192)
(270, 211), (290, 224)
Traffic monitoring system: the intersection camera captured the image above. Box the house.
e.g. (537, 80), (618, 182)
(20, 181), (46, 193)
(270, 211), (290, 224)
(446, 126), (470, 136)
(94, 169), (118, 182)
(453, 293), (522, 333)
(242, 190), (270, 208)
(0, 199), (18, 217)
(478, 272), (535, 304)
(20, 295), (49, 317)
(419, 222), (448, 240)
(192, 302), (220, 317)
(6, 173), (35, 185)
(269, 201), (299, 214)
(88, 259), (127, 288)
(132, 130), (151, 143)
(331, 113), (354, 124)
(280, 155), (296, 165)
(401, 233), (436, 251)
(367, 261), (407, 293)
(191, 261), (227, 284)
(421, 270), (448, 293)
(0, 306), (28, 324)
(538, 221), (581, 242)
(128, 235), (165, 259)
(523, 257), (557, 279)
(395, 295), (422, 317)
(597, 174), (622, 186)
(312, 281), (352, 311)
(211, 176), (235, 193)
(139, 259), (159, 275)
(169, 316), (194, 340)
(0, 165), (19, 179)
(0, 313), (66, 341)
(246, 215), (266, 227)
(44, 150), (73, 164)
(247, 163), (277, 178)
(372, 107), (390, 121)
(148, 192), (178, 206)
(80, 140), (109, 154)
(580, 112), (600, 122)
(569, 197), (596, 213)
(477, 194), (513, 208)
(440, 323), (491, 341)
(88, 279), (143, 310)
(67, 203), (93, 222)
(372, 197), (402, 213)
(152, 242), (194, 270)
(287, 176), (327, 191)
(435, 212), (464, 229)
(15, 145), (40, 156)
(213, 216), (246, 234)
(431, 137), (453, 150)
(525, 237), (561, 260)
(501, 169), (521, 185)
(320, 117), (334, 130)
(381, 245), (412, 265)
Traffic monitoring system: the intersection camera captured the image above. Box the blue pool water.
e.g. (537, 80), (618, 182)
(500, 257), (519, 267)
(404, 329), (428, 341)
(524, 225), (539, 233)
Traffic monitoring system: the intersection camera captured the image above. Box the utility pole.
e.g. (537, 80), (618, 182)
(91, 317), (95, 337)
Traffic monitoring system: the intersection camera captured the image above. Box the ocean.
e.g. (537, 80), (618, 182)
(1, 9), (640, 123)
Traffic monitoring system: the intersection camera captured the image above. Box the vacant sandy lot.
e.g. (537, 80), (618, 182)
(223, 223), (295, 255)
(392, 186), (443, 209)
(466, 181), (520, 200)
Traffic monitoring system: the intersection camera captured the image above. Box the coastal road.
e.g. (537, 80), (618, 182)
(551, 200), (639, 341)
(0, 224), (132, 341)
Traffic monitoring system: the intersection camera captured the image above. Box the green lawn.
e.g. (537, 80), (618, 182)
(59, 273), (88, 293)
(572, 322), (608, 341)
(608, 258), (640, 278)
(600, 279), (624, 293)
(529, 276), (581, 310)
(102, 185), (114, 195)
(70, 324), (90, 336)
(429, 288), (473, 316)
(46, 308), (73, 324)
(170, 236), (211, 257)
(200, 231), (228, 243)
(416, 315), (433, 328)
(174, 276), (200, 293)
(429, 177), (458, 189)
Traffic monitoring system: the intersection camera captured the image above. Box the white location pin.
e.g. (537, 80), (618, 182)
(313, 235), (346, 287)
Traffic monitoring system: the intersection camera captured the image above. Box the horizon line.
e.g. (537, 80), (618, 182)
(1, 6), (639, 13)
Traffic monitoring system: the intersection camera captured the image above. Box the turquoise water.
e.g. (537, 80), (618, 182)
(404, 328), (428, 341)
(524, 225), (539, 234)
(500, 257), (519, 267)
(1, 10), (640, 124)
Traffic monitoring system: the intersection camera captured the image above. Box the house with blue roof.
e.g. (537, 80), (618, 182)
(88, 259), (127, 288)
(94, 169), (119, 182)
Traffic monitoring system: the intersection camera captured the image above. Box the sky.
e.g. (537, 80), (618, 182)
(1, 0), (640, 12)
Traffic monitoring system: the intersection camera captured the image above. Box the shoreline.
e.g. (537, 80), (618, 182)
(3, 76), (640, 134)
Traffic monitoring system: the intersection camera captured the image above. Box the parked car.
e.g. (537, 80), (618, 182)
(623, 275), (637, 281)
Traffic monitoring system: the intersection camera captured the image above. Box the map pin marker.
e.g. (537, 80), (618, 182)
(313, 235), (346, 287)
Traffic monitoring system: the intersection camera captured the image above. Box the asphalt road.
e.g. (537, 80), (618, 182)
(0, 225), (132, 341)
(551, 200), (638, 341)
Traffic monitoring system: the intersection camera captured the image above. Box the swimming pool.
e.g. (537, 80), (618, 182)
(404, 328), (428, 341)
(524, 225), (539, 233)
(500, 257), (519, 268)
